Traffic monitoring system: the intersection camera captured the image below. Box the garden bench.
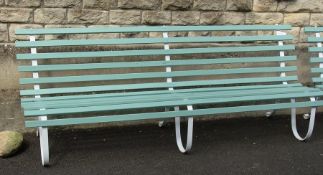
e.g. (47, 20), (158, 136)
(15, 25), (323, 166)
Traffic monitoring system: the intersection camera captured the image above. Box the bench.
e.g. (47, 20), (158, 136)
(15, 25), (323, 166)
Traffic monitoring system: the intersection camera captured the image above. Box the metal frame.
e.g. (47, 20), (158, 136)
(30, 36), (49, 166)
(162, 32), (194, 153)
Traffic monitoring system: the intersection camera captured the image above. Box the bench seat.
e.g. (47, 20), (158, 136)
(22, 83), (321, 125)
(15, 25), (323, 166)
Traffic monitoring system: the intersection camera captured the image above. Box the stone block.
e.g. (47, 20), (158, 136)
(5, 0), (40, 7)
(68, 9), (109, 24)
(83, 0), (117, 10)
(142, 11), (171, 25)
(34, 8), (66, 24)
(227, 0), (252, 11)
(193, 0), (226, 11)
(200, 12), (245, 25)
(284, 13), (309, 26)
(118, 0), (160, 10)
(253, 0), (277, 12)
(0, 8), (32, 22)
(162, 0), (193, 10)
(44, 0), (81, 7)
(246, 12), (283, 24)
(172, 11), (200, 25)
(110, 10), (141, 25)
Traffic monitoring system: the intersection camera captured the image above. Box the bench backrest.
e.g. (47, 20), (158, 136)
(305, 26), (323, 87)
(15, 25), (295, 99)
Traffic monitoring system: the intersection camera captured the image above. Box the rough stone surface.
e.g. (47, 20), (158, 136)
(200, 12), (245, 25)
(0, 131), (23, 157)
(9, 24), (43, 41)
(253, 0), (277, 12)
(118, 0), (160, 10)
(310, 14), (323, 26)
(44, 0), (81, 7)
(286, 27), (300, 43)
(0, 24), (8, 42)
(5, 0), (41, 7)
(277, 0), (323, 12)
(0, 8), (32, 22)
(162, 0), (193, 10)
(34, 8), (66, 24)
(172, 11), (200, 25)
(246, 12), (283, 24)
(284, 13), (309, 26)
(193, 0), (226, 11)
(0, 0), (4, 5)
(83, 0), (117, 10)
(110, 10), (141, 24)
(227, 0), (252, 11)
(142, 11), (171, 25)
(68, 9), (109, 24)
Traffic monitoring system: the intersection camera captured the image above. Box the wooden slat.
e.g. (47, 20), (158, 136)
(24, 90), (323, 116)
(24, 100), (323, 127)
(18, 56), (297, 72)
(16, 25), (292, 35)
(15, 35), (293, 48)
(16, 45), (295, 60)
(19, 66), (297, 85)
(20, 76), (298, 96)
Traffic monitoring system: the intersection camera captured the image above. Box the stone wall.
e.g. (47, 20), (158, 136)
(0, 0), (322, 131)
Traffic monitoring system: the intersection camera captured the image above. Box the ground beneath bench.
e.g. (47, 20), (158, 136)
(1, 115), (323, 175)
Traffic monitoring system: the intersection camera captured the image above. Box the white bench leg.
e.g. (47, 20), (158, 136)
(38, 116), (49, 166)
(290, 98), (317, 141)
(175, 105), (193, 153)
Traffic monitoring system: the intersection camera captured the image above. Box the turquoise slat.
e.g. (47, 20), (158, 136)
(19, 66), (296, 85)
(16, 45), (295, 60)
(310, 57), (323, 63)
(21, 83), (302, 102)
(24, 91), (323, 117)
(304, 27), (323, 32)
(15, 35), (293, 48)
(24, 90), (323, 116)
(313, 77), (323, 82)
(24, 100), (323, 128)
(18, 56), (297, 72)
(309, 47), (323, 52)
(311, 68), (323, 73)
(20, 76), (297, 96)
(307, 37), (323, 42)
(22, 86), (314, 110)
(16, 25), (292, 35)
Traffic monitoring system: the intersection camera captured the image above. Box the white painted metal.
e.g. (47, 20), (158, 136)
(290, 98), (317, 141)
(315, 32), (323, 78)
(161, 32), (194, 152)
(30, 36), (49, 166)
(175, 105), (194, 153)
(266, 30), (288, 118)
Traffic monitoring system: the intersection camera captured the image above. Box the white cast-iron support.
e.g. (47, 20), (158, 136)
(162, 31), (194, 153)
(30, 36), (49, 166)
(290, 98), (317, 141)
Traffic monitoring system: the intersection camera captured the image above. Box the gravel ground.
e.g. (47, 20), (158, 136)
(1, 115), (323, 175)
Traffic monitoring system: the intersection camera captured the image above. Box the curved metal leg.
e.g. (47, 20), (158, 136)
(175, 105), (194, 153)
(290, 98), (317, 141)
(38, 116), (49, 166)
(39, 127), (49, 166)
